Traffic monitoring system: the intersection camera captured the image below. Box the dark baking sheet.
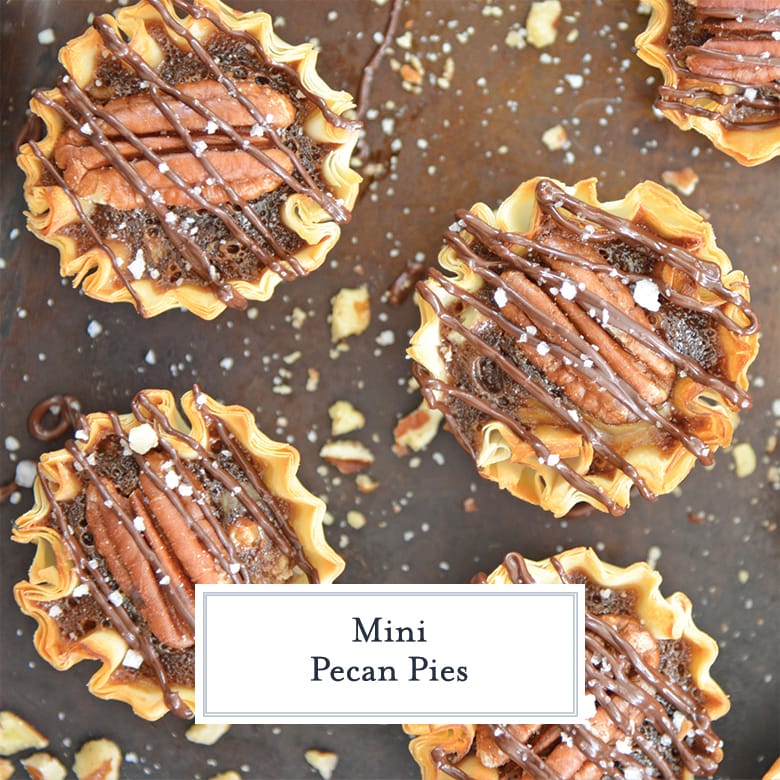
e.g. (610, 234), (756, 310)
(0, 1), (777, 778)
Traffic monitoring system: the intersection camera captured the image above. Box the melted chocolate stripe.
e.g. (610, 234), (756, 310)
(527, 555), (718, 775)
(355, 0), (405, 122)
(158, 0), (353, 223)
(133, 389), (317, 583)
(28, 394), (85, 441)
(416, 179), (756, 512)
(201, 410), (312, 579)
(39, 461), (191, 718)
(176, 0), (360, 133)
(681, 43), (780, 68)
(416, 370), (624, 514)
(438, 230), (716, 462)
(660, 3), (780, 129)
(536, 181), (758, 340)
(90, 12), (305, 274)
(113, 413), (249, 588)
(53, 77), (246, 308)
(26, 137), (148, 315)
(422, 268), (659, 494)
(66, 432), (197, 632)
(467, 210), (752, 340)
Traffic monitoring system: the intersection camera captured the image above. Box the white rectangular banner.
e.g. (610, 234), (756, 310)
(195, 584), (584, 724)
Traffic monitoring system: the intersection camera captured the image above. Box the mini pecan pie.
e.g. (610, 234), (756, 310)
(635, 0), (780, 166)
(405, 547), (730, 780)
(17, 0), (361, 318)
(12, 388), (344, 720)
(408, 177), (759, 517)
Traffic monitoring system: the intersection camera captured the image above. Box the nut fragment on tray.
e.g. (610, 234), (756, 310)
(17, 0), (361, 318)
(12, 388), (344, 720)
(404, 547), (730, 780)
(408, 177), (759, 517)
(635, 0), (780, 166)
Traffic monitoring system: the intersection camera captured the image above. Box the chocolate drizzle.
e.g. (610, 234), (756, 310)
(25, 0), (360, 312)
(37, 386), (316, 718)
(658, 2), (780, 130)
(431, 552), (723, 779)
(413, 179), (757, 515)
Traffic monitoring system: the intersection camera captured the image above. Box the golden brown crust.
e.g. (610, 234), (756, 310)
(17, 0), (361, 318)
(408, 176), (759, 517)
(12, 388), (344, 720)
(404, 547), (730, 780)
(635, 0), (780, 166)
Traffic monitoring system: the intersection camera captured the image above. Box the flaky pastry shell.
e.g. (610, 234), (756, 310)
(13, 388), (344, 720)
(635, 0), (780, 166)
(18, 0), (361, 318)
(408, 177), (759, 517)
(405, 546), (730, 780)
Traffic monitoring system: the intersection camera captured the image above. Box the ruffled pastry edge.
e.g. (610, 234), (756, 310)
(404, 546), (730, 780)
(17, 0), (361, 319)
(12, 388), (344, 720)
(408, 176), (759, 517)
(634, 0), (780, 167)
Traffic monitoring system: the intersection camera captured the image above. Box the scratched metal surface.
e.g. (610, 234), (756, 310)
(0, 1), (778, 779)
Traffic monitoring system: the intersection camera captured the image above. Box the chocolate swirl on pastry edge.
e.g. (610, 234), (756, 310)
(658, 1), (780, 130)
(431, 552), (723, 780)
(37, 386), (316, 718)
(413, 179), (756, 515)
(27, 0), (359, 313)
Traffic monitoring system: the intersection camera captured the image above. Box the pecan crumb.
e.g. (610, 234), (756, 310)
(542, 124), (568, 150)
(526, 0), (562, 48)
(662, 167), (699, 196)
(73, 739), (121, 780)
(732, 442), (756, 478)
(328, 401), (366, 436)
(463, 497), (479, 513)
(0, 711), (48, 757)
(185, 724), (231, 746)
(330, 286), (371, 342)
(304, 750), (338, 780)
(356, 474), (380, 493)
(394, 402), (443, 452)
(320, 440), (375, 474)
(21, 752), (66, 780)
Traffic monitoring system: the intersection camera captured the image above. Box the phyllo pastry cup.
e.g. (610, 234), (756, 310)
(12, 387), (344, 720)
(17, 0), (361, 318)
(405, 546), (730, 780)
(408, 177), (759, 517)
(635, 0), (780, 166)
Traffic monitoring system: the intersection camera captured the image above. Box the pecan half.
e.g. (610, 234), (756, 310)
(686, 39), (780, 84)
(139, 452), (230, 586)
(54, 79), (297, 209)
(474, 615), (661, 778)
(85, 479), (193, 648)
(71, 147), (294, 210)
(499, 232), (674, 427)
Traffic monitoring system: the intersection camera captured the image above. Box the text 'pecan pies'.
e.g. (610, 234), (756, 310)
(17, 0), (362, 318)
(405, 547), (730, 780)
(635, 0), (780, 166)
(12, 388), (344, 720)
(408, 177), (759, 517)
